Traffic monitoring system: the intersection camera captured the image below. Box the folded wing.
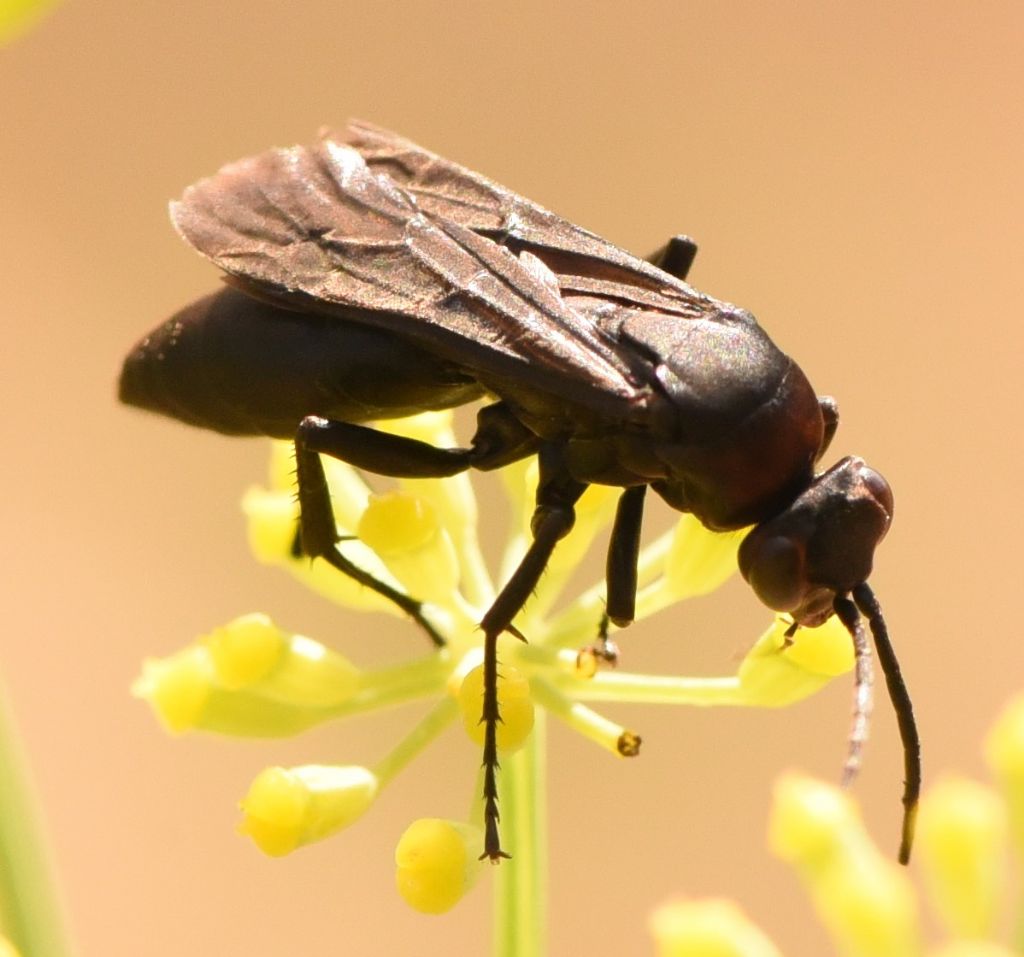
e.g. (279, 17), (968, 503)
(345, 120), (711, 319)
(171, 137), (642, 413)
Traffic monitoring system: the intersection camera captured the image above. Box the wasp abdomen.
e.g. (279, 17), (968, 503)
(119, 287), (484, 438)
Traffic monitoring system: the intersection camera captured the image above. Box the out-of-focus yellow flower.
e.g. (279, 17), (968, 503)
(927, 943), (1018, 957)
(984, 692), (1024, 856)
(655, 687), (1024, 957)
(770, 774), (919, 957)
(0, 935), (22, 957)
(137, 410), (856, 914)
(916, 777), (1007, 939)
(649, 898), (782, 957)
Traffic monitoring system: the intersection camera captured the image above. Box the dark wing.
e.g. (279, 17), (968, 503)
(344, 120), (713, 320)
(171, 137), (644, 414)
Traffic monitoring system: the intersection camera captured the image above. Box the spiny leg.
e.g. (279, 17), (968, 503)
(293, 405), (540, 647)
(854, 583), (921, 865)
(294, 415), (478, 647)
(477, 446), (587, 860)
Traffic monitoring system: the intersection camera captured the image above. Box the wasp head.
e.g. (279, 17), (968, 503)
(737, 457), (893, 626)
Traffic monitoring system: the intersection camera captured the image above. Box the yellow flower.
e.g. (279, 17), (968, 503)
(769, 774), (920, 957)
(649, 898), (782, 957)
(653, 687), (1024, 956)
(984, 692), (1024, 856)
(916, 777), (1007, 939)
(238, 765), (378, 856)
(395, 819), (485, 914)
(136, 410), (855, 913)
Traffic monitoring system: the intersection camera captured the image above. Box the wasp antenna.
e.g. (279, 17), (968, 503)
(832, 594), (874, 792)
(853, 583), (920, 866)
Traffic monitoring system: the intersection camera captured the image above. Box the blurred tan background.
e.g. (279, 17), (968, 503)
(2, 1), (1021, 954)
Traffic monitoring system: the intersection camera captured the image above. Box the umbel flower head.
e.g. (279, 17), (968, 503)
(133, 410), (854, 913)
(651, 690), (1024, 957)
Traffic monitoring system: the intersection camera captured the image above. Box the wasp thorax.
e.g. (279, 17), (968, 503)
(649, 345), (825, 530)
(737, 457), (894, 625)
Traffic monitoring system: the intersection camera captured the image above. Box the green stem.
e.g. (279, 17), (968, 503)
(372, 697), (457, 788)
(0, 678), (74, 957)
(494, 710), (547, 957)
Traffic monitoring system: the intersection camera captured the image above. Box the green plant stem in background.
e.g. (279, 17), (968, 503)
(494, 711), (547, 957)
(0, 678), (73, 957)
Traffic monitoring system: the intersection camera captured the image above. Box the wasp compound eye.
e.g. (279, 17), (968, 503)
(737, 533), (805, 613)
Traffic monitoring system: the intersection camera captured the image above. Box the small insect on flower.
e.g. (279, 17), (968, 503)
(120, 122), (919, 862)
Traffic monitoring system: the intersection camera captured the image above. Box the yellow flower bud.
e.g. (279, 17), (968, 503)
(916, 776), (1008, 939)
(812, 863), (919, 957)
(769, 774), (919, 957)
(241, 485), (299, 565)
(238, 765), (378, 856)
(664, 516), (745, 600)
(457, 662), (534, 754)
(984, 692), (1024, 855)
(358, 491), (460, 603)
(395, 819), (483, 914)
(202, 613), (360, 707)
(769, 773), (859, 867)
(133, 645), (345, 738)
(649, 897), (782, 957)
(203, 613), (286, 689)
(243, 466), (403, 613)
(737, 617), (852, 707)
(132, 646), (215, 734)
(780, 616), (854, 677)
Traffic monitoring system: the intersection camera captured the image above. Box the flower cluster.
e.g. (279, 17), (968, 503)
(651, 692), (1024, 956)
(133, 410), (853, 914)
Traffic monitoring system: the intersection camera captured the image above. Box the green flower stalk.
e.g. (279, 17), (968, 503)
(134, 409), (855, 948)
(0, 678), (72, 957)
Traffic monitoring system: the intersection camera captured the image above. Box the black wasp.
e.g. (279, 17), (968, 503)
(120, 121), (919, 863)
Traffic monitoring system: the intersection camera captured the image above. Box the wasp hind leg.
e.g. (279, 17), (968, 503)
(292, 406), (541, 648)
(294, 415), (480, 647)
